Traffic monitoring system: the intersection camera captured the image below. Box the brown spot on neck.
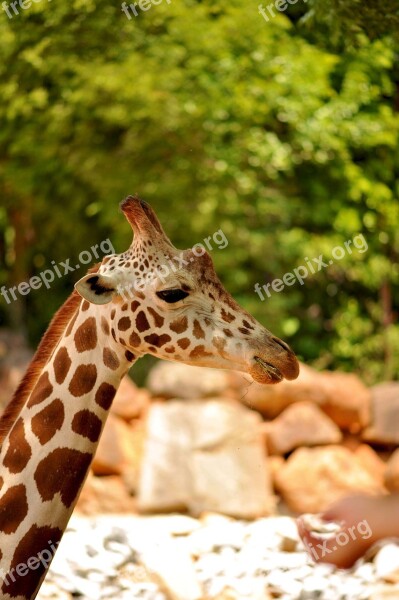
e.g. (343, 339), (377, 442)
(35, 447), (92, 507)
(3, 525), (62, 598)
(31, 399), (65, 445)
(0, 484), (28, 534)
(72, 410), (103, 443)
(27, 372), (53, 408)
(53, 347), (72, 385)
(74, 317), (98, 353)
(103, 347), (120, 370)
(95, 382), (117, 410)
(3, 418), (32, 474)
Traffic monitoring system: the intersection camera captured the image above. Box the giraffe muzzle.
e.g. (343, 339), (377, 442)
(253, 356), (283, 383)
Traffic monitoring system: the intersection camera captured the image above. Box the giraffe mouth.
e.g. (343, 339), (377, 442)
(253, 356), (283, 383)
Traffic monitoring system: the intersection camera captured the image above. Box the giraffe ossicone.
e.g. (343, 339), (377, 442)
(0, 196), (299, 600)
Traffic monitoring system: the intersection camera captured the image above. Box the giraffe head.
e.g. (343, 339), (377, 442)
(75, 197), (299, 384)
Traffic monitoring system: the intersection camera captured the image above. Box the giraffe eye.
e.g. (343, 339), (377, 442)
(156, 289), (189, 303)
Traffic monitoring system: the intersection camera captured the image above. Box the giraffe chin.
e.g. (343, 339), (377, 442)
(250, 357), (284, 384)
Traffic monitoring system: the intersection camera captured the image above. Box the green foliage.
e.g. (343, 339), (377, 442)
(0, 0), (398, 383)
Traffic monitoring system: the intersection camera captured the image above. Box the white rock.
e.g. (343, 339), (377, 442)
(374, 542), (399, 581)
(139, 536), (203, 600)
(138, 400), (275, 518)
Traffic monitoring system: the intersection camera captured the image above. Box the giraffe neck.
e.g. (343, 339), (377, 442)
(0, 299), (136, 600)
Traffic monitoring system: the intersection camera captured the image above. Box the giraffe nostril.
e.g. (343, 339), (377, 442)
(271, 337), (291, 353)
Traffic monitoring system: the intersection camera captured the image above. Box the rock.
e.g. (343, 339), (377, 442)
(111, 375), (151, 421)
(139, 537), (203, 600)
(236, 363), (370, 432)
(363, 382), (399, 445)
(385, 449), (399, 492)
(267, 455), (285, 490)
(274, 445), (386, 514)
(354, 444), (387, 488)
(146, 361), (230, 399)
(370, 584), (399, 599)
(318, 371), (371, 433)
(137, 399), (276, 518)
(76, 472), (137, 514)
(238, 363), (324, 418)
(374, 543), (399, 583)
(92, 414), (145, 477)
(265, 401), (342, 455)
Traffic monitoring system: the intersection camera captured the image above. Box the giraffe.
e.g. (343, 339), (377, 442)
(0, 196), (299, 600)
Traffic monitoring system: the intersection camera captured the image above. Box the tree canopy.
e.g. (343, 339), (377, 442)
(0, 0), (398, 383)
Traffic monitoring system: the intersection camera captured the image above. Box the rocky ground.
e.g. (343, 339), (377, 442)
(38, 513), (399, 600)
(2, 330), (399, 600)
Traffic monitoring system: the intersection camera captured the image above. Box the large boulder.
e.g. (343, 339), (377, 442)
(92, 414), (145, 479)
(76, 472), (137, 514)
(363, 383), (399, 445)
(264, 401), (342, 455)
(236, 363), (370, 432)
(147, 361), (230, 399)
(385, 449), (399, 492)
(110, 375), (150, 421)
(137, 399), (275, 518)
(274, 445), (386, 514)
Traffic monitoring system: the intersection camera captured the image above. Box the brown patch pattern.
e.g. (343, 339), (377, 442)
(101, 317), (110, 335)
(74, 317), (98, 353)
(27, 372), (53, 408)
(0, 484), (28, 534)
(129, 331), (141, 347)
(177, 338), (190, 350)
(95, 382), (117, 410)
(147, 307), (164, 328)
(143, 333), (171, 348)
(193, 319), (205, 339)
(31, 399), (65, 445)
(53, 347), (72, 385)
(35, 447), (92, 507)
(136, 311), (150, 332)
(3, 418), (32, 474)
(68, 364), (97, 397)
(3, 525), (62, 598)
(189, 345), (212, 358)
(103, 348), (120, 370)
(125, 350), (135, 361)
(118, 317), (131, 331)
(72, 410), (102, 443)
(170, 316), (188, 333)
(221, 308), (235, 323)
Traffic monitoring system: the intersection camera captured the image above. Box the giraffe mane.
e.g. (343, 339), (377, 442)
(0, 264), (100, 448)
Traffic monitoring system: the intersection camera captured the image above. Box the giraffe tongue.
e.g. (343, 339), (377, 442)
(254, 356), (283, 382)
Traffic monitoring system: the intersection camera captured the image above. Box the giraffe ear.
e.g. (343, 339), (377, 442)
(75, 273), (116, 305)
